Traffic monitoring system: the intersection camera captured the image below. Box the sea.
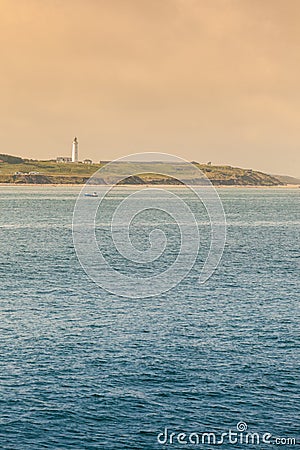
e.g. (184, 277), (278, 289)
(0, 186), (299, 449)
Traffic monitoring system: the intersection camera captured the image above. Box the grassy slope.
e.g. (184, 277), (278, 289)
(0, 160), (283, 185)
(0, 160), (100, 175)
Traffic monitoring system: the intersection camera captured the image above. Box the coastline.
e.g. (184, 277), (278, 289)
(0, 183), (299, 188)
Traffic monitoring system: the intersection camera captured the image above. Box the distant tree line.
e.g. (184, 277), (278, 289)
(0, 154), (24, 164)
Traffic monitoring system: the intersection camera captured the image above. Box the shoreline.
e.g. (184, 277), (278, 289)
(0, 183), (299, 188)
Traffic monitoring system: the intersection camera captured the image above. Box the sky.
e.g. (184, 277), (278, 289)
(0, 0), (300, 176)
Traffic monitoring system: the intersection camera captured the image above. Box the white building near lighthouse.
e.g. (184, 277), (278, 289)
(71, 136), (79, 162)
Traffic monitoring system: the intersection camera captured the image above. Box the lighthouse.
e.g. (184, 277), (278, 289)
(71, 137), (79, 162)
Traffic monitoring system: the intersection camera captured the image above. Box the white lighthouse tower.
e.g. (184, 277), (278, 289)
(71, 136), (79, 162)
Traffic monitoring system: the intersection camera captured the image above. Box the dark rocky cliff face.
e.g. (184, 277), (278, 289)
(5, 172), (283, 185)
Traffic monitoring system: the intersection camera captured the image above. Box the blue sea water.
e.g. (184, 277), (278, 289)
(0, 186), (299, 449)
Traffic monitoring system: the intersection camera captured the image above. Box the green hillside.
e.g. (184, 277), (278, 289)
(0, 157), (284, 185)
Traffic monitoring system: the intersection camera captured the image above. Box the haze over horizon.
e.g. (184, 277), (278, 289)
(1, 0), (300, 177)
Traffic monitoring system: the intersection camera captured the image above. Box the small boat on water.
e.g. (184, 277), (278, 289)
(84, 192), (98, 197)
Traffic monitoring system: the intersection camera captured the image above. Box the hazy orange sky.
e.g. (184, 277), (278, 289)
(1, 0), (300, 176)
